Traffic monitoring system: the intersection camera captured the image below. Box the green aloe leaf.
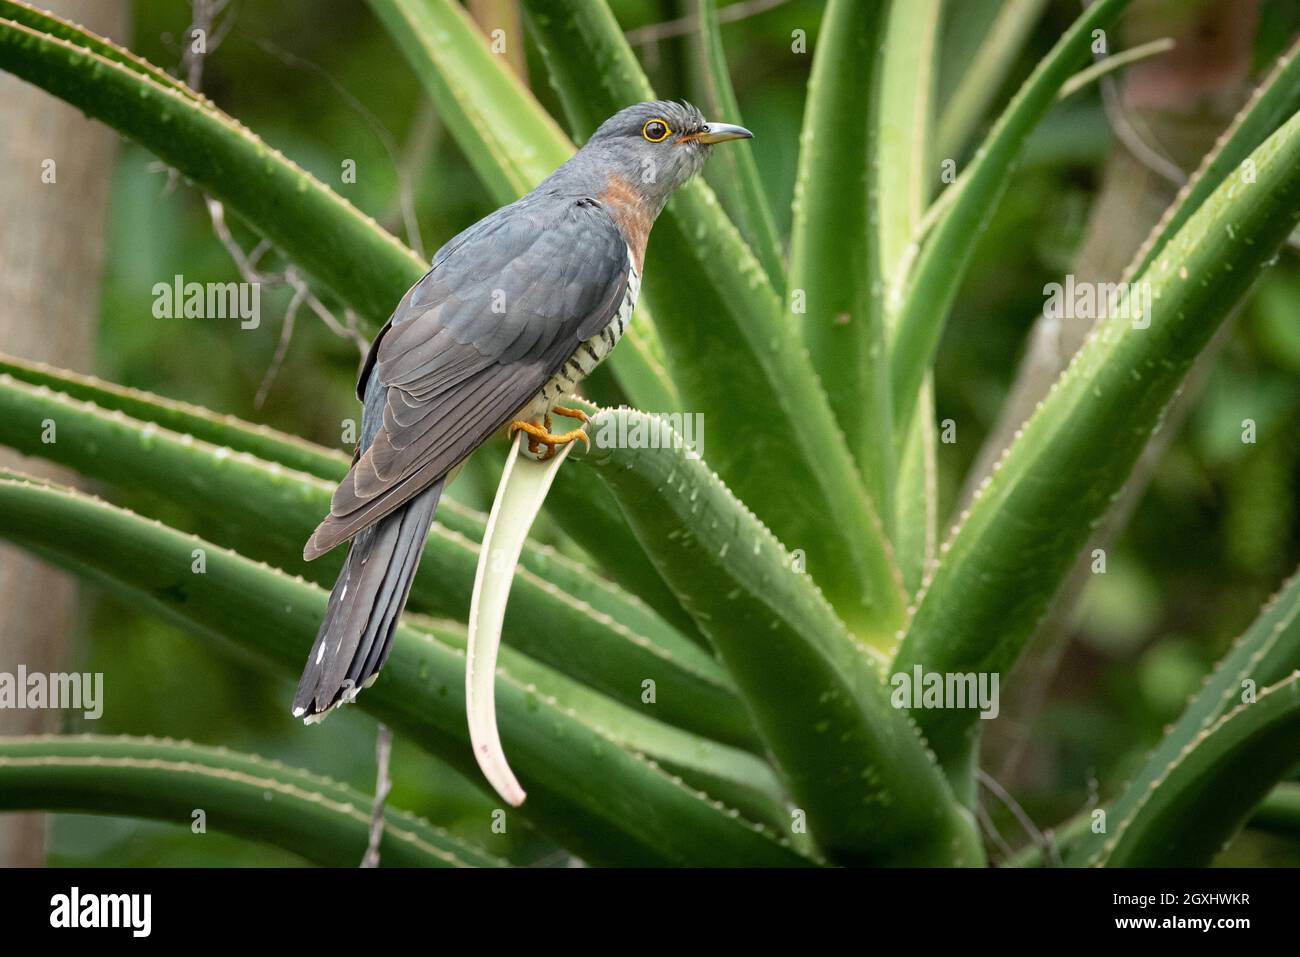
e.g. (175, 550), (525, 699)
(1099, 675), (1300, 867)
(935, 0), (1051, 163)
(415, 613), (789, 830)
(540, 450), (704, 640)
(788, 0), (892, 529)
(0, 10), (422, 326)
(1011, 783), (1300, 868)
(520, 0), (907, 647)
(877, 0), (941, 301)
(1127, 34), (1300, 279)
(875, 0), (941, 595)
(1249, 783), (1300, 843)
(1009, 568), (1300, 867)
(365, 0), (568, 202)
(689, 0), (785, 292)
(0, 356), (713, 680)
(890, 0), (1129, 439)
(0, 0), (197, 99)
(0, 373), (756, 748)
(0, 475), (810, 866)
(363, 0), (677, 414)
(1064, 565), (1300, 865)
(894, 108), (1300, 776)
(0, 734), (501, 867)
(1056, 38), (1175, 101)
(0, 352), (697, 637)
(0, 351), (345, 479)
(581, 409), (983, 866)
(895, 376), (938, 596)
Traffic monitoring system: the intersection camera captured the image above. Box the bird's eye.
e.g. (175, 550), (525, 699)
(641, 119), (672, 143)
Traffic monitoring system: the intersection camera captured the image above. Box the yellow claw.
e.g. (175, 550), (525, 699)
(509, 418), (590, 461)
(550, 405), (591, 424)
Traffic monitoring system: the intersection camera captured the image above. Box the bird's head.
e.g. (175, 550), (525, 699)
(575, 100), (753, 212)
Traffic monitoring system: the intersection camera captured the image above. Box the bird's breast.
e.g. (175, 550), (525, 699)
(534, 249), (641, 413)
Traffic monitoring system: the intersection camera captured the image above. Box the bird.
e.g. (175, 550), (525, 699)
(293, 100), (753, 720)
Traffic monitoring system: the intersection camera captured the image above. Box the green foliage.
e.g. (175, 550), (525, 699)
(1066, 568), (1300, 865)
(788, 0), (892, 530)
(1101, 674), (1300, 867)
(895, 107), (1300, 776)
(0, 473), (806, 866)
(689, 0), (785, 292)
(1, 0), (1298, 868)
(0, 367), (753, 748)
(0, 1), (422, 326)
(0, 734), (502, 867)
(890, 0), (1129, 438)
(583, 409), (981, 865)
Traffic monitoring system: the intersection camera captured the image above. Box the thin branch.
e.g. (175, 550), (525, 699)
(975, 800), (1016, 862)
(205, 197), (276, 283)
(1080, 0), (1186, 186)
(236, 29), (427, 259)
(181, 0), (231, 95)
(254, 270), (306, 408)
(978, 768), (1055, 865)
(360, 724), (393, 868)
(624, 0), (789, 47)
(1059, 37), (1176, 100)
(1099, 71), (1188, 185)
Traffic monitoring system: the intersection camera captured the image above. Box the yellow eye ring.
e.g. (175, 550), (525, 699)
(641, 119), (672, 143)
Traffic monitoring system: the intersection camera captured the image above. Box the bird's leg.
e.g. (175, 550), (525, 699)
(509, 415), (590, 461)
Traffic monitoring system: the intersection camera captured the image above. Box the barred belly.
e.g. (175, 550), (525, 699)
(534, 249), (641, 412)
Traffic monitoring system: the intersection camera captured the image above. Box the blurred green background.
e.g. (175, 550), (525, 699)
(42, 0), (1300, 865)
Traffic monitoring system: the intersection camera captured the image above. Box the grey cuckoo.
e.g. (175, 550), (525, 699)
(293, 100), (753, 719)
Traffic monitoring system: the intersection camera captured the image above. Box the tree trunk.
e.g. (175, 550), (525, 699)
(0, 0), (129, 866)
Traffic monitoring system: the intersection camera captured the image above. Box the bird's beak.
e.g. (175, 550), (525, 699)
(695, 121), (754, 144)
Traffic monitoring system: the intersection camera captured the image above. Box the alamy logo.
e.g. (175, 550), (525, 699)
(890, 666), (1000, 720)
(592, 412), (705, 459)
(0, 667), (103, 719)
(1043, 274), (1151, 328)
(152, 275), (261, 329)
(50, 887), (151, 937)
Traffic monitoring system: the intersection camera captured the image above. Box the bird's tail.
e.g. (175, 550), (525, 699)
(293, 481), (443, 720)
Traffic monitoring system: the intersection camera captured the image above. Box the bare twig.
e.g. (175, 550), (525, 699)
(171, 0), (406, 390)
(1083, 0), (1186, 186)
(236, 29), (427, 259)
(624, 0), (789, 47)
(205, 197), (275, 283)
(254, 270), (307, 408)
(181, 0), (232, 92)
(1098, 72), (1188, 185)
(978, 768), (1055, 865)
(204, 195), (369, 401)
(360, 724), (394, 868)
(975, 801), (1016, 862)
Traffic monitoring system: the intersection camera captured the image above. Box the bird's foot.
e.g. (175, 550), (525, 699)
(510, 417), (590, 461)
(550, 405), (591, 425)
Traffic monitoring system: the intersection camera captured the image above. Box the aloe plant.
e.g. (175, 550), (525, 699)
(1, 0), (1299, 868)
(0, 734), (503, 867)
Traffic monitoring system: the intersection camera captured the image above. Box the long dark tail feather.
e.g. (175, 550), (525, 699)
(293, 480), (443, 720)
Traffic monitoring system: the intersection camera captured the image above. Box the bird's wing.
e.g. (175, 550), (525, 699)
(305, 198), (630, 558)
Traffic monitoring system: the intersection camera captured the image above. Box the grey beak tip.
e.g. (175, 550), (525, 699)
(698, 121), (754, 144)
